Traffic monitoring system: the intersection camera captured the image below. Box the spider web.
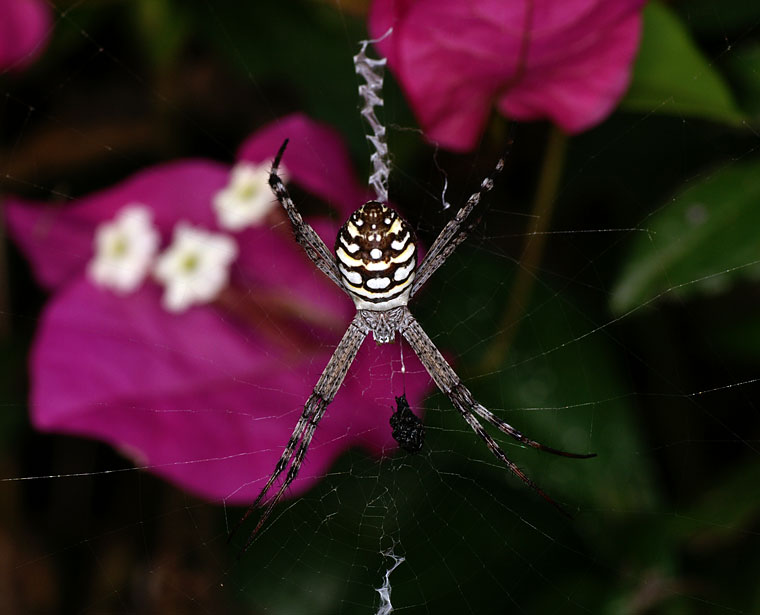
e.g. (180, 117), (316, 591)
(1, 1), (760, 613)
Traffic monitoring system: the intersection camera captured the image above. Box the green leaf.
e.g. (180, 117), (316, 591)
(725, 43), (760, 118)
(611, 160), (760, 314)
(621, 1), (745, 126)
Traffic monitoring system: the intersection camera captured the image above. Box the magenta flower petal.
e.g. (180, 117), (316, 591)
(31, 276), (430, 502)
(370, 0), (645, 150)
(233, 221), (355, 328)
(4, 161), (229, 290)
(238, 113), (370, 216)
(10, 113), (435, 504)
(0, 0), (51, 71)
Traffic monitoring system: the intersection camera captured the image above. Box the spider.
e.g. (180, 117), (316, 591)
(230, 39), (595, 552)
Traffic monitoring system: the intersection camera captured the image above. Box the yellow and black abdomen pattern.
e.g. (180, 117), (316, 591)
(335, 202), (417, 310)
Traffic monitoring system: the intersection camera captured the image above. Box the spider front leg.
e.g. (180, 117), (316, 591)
(400, 309), (594, 514)
(230, 315), (368, 552)
(269, 139), (347, 293)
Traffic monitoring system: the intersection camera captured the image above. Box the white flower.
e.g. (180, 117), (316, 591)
(212, 161), (285, 231)
(88, 205), (160, 294)
(154, 223), (238, 312)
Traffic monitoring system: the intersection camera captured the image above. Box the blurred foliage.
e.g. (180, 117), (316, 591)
(725, 42), (760, 118)
(622, 2), (745, 125)
(1, 0), (760, 614)
(676, 0), (760, 37)
(611, 161), (760, 313)
(133, 0), (192, 69)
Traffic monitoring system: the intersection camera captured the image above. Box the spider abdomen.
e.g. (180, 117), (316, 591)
(335, 202), (417, 311)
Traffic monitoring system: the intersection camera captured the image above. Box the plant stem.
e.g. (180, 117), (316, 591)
(479, 125), (567, 372)
(0, 217), (9, 340)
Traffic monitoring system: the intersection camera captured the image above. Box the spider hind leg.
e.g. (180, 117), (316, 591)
(456, 386), (596, 459)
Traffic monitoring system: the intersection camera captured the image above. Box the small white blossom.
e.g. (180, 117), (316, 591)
(88, 205), (160, 294)
(212, 161), (285, 231)
(154, 223), (238, 312)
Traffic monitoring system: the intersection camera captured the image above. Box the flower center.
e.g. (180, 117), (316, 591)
(181, 252), (200, 272)
(108, 235), (129, 258)
(237, 182), (259, 201)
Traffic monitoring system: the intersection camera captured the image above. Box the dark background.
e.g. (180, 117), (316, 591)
(1, 1), (760, 613)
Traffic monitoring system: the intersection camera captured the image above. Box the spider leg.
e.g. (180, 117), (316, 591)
(400, 309), (593, 514)
(411, 134), (514, 298)
(269, 139), (347, 292)
(458, 388), (596, 459)
(230, 314), (368, 551)
(240, 398), (329, 552)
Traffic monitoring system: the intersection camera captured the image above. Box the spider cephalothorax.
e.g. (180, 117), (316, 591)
(335, 201), (417, 312)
